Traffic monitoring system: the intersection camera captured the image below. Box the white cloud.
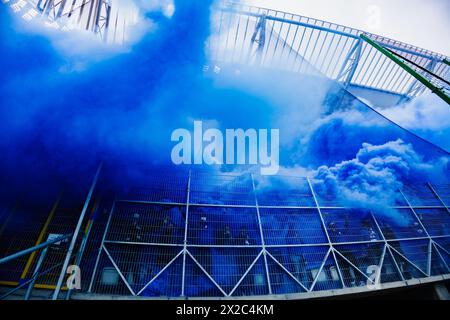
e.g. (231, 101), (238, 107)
(373, 93), (450, 151)
(378, 93), (450, 131)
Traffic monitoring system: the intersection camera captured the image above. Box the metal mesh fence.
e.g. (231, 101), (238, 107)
(79, 172), (450, 298)
(1, 171), (449, 299)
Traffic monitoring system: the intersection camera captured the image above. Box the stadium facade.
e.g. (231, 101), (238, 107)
(0, 1), (449, 300)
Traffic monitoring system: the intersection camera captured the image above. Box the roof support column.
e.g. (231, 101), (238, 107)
(336, 39), (363, 89)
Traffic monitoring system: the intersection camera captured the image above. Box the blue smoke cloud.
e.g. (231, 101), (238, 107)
(0, 1), (217, 199)
(0, 1), (448, 210)
(313, 139), (448, 205)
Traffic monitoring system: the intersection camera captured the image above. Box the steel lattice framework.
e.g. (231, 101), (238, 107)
(79, 171), (450, 299)
(2, 170), (449, 299)
(1, 0), (137, 43)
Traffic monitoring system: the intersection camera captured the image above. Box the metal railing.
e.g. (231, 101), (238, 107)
(208, 2), (450, 102)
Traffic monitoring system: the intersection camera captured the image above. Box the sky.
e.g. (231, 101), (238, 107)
(0, 0), (449, 213)
(249, 0), (450, 56)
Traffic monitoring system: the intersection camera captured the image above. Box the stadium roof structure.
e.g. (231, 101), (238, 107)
(208, 2), (450, 107)
(0, 1), (449, 301)
(4, 0), (450, 101)
(1, 0), (138, 44)
(4, 0), (450, 107)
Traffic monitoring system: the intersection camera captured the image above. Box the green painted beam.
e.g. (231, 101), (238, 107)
(443, 59), (450, 67)
(360, 34), (450, 105)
